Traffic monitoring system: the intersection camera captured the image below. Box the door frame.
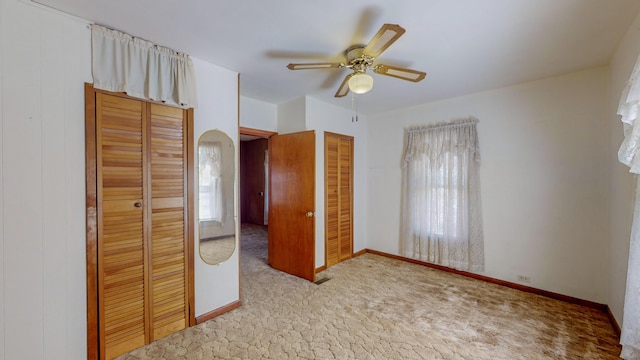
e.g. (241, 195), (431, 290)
(84, 84), (195, 360)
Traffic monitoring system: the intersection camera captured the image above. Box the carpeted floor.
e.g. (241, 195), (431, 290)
(199, 236), (236, 264)
(116, 223), (622, 359)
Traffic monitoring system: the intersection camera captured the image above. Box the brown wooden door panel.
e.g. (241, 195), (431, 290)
(324, 133), (354, 268)
(95, 93), (190, 359)
(338, 137), (353, 261)
(149, 103), (188, 341)
(325, 135), (340, 267)
(96, 93), (148, 360)
(268, 131), (316, 281)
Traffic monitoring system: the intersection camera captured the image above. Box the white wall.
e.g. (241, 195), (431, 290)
(0, 1), (240, 358)
(240, 95), (277, 132)
(191, 58), (240, 317)
(368, 67), (610, 303)
(608, 10), (640, 325)
(305, 97), (368, 268)
(277, 97), (306, 134)
(1, 1), (92, 359)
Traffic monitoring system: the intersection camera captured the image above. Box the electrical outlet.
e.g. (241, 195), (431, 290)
(517, 275), (531, 283)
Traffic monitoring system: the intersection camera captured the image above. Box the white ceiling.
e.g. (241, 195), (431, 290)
(33, 0), (640, 115)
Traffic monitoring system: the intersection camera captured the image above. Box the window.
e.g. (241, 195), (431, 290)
(402, 118), (484, 271)
(199, 141), (223, 222)
(411, 152), (464, 239)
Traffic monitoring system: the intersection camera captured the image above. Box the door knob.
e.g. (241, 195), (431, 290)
(134, 202), (142, 208)
(305, 211), (314, 218)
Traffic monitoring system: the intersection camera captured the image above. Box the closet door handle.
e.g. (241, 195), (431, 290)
(134, 202), (142, 208)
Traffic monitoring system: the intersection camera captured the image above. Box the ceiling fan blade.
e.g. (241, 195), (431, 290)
(350, 7), (382, 45)
(374, 64), (426, 82)
(287, 63), (342, 70)
(335, 73), (354, 98)
(363, 24), (406, 58)
(267, 50), (335, 59)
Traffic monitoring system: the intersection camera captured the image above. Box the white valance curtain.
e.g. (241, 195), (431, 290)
(91, 24), (198, 108)
(401, 117), (484, 272)
(618, 52), (640, 360)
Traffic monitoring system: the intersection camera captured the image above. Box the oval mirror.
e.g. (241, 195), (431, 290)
(198, 130), (236, 264)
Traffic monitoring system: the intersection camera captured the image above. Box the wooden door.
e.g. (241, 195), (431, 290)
(325, 133), (353, 268)
(96, 93), (148, 359)
(94, 91), (190, 359)
(148, 104), (189, 340)
(268, 130), (316, 281)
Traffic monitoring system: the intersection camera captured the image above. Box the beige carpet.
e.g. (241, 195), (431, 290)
(116, 223), (621, 359)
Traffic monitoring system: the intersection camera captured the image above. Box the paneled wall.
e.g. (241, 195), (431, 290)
(0, 1), (92, 359)
(0, 1), (240, 358)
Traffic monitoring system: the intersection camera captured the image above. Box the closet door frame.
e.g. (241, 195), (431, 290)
(84, 83), (195, 360)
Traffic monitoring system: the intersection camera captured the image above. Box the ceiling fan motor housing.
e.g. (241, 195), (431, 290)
(345, 45), (374, 72)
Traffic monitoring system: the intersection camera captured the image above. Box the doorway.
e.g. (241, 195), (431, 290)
(239, 127), (317, 282)
(239, 127), (275, 226)
(240, 136), (269, 226)
(239, 127), (276, 270)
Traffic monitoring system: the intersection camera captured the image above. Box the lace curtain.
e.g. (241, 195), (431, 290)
(619, 52), (640, 360)
(91, 24), (198, 108)
(199, 141), (224, 223)
(401, 117), (484, 271)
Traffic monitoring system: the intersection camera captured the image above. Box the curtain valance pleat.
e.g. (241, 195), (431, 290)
(403, 117), (480, 166)
(91, 24), (198, 108)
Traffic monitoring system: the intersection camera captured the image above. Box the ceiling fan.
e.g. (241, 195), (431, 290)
(287, 23), (426, 98)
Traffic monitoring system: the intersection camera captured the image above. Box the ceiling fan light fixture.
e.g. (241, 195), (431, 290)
(348, 72), (374, 94)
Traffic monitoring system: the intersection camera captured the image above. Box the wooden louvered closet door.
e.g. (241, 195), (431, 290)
(148, 104), (189, 341)
(96, 93), (189, 360)
(325, 132), (353, 268)
(97, 94), (147, 359)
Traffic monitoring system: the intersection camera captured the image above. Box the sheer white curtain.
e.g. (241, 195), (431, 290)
(91, 24), (198, 108)
(618, 52), (640, 360)
(401, 117), (484, 271)
(199, 141), (224, 223)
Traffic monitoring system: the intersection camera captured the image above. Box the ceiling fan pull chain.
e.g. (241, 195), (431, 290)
(351, 93), (358, 122)
(351, 94), (355, 122)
